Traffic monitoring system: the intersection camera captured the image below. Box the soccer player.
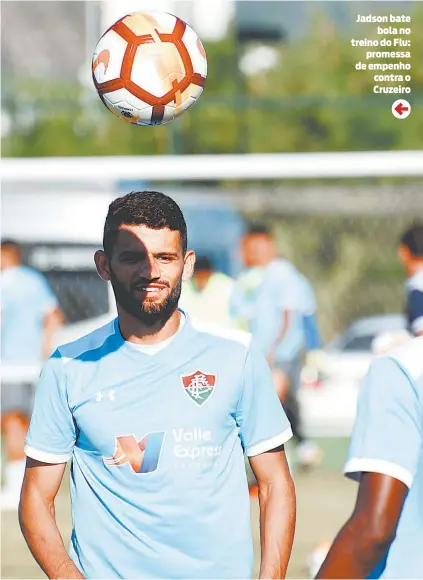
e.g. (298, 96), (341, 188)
(19, 192), (296, 580)
(316, 335), (423, 578)
(179, 255), (236, 328)
(1, 239), (63, 510)
(398, 223), (423, 336)
(231, 225), (321, 469)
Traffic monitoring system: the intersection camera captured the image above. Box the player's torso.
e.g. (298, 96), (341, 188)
(65, 325), (254, 578)
(181, 275), (234, 328)
(382, 456), (423, 578)
(1, 266), (45, 362)
(405, 270), (423, 331)
(67, 327), (247, 489)
(381, 349), (423, 578)
(242, 262), (305, 359)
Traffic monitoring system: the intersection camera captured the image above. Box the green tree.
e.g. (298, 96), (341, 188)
(2, 4), (423, 157)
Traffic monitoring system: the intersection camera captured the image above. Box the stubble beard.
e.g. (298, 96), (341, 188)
(109, 269), (182, 327)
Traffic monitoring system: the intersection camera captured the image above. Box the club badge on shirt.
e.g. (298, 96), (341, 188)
(181, 371), (216, 405)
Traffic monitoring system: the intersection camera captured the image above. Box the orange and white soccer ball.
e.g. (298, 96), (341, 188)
(92, 11), (207, 125)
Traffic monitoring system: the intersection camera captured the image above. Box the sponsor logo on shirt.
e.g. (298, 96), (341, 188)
(172, 428), (221, 459)
(103, 432), (165, 474)
(181, 371), (216, 405)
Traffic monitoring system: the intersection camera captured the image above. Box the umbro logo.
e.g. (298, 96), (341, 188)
(96, 390), (115, 402)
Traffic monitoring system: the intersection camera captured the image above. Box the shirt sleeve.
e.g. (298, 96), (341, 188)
(236, 343), (292, 456)
(273, 268), (299, 311)
(408, 289), (423, 335)
(25, 352), (76, 463)
(301, 276), (317, 316)
(303, 313), (322, 351)
(344, 356), (422, 488)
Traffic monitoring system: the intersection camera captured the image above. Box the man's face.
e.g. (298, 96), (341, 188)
(95, 225), (194, 326)
(398, 244), (411, 273)
(0, 247), (20, 270)
(398, 243), (423, 275)
(241, 233), (275, 267)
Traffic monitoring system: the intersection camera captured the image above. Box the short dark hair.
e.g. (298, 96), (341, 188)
(195, 256), (213, 272)
(245, 223), (271, 236)
(400, 223), (423, 257)
(103, 191), (187, 256)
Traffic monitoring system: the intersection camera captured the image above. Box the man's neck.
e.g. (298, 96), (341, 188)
(193, 273), (212, 292)
(409, 260), (423, 276)
(250, 258), (273, 268)
(1, 262), (21, 271)
(117, 308), (182, 345)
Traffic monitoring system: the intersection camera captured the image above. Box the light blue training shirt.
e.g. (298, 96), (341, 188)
(344, 336), (423, 578)
(25, 311), (292, 579)
(1, 265), (58, 364)
(231, 258), (318, 362)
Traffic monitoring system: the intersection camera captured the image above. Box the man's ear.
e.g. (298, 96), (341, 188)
(94, 250), (111, 282)
(182, 250), (196, 282)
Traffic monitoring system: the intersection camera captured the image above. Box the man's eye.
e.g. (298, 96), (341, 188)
(122, 255), (141, 263)
(158, 256), (172, 263)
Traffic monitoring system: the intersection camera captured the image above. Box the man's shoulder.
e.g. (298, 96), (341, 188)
(268, 258), (302, 284)
(189, 317), (251, 351)
(406, 270), (423, 292)
(55, 319), (117, 364)
(385, 335), (423, 384)
(212, 272), (235, 284)
(6, 265), (44, 283)
(268, 258), (293, 274)
(209, 273), (235, 297)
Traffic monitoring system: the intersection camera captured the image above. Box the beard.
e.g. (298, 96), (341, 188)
(109, 269), (182, 327)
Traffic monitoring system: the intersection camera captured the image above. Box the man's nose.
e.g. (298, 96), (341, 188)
(138, 256), (161, 279)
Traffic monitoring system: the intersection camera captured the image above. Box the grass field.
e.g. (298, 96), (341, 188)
(1, 438), (357, 579)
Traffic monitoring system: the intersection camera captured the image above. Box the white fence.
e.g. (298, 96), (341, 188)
(3, 150), (423, 183)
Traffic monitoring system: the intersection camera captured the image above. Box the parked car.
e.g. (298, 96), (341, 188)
(300, 314), (408, 437)
(321, 313), (407, 381)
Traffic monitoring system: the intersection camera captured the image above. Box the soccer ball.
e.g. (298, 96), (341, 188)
(92, 11), (207, 126)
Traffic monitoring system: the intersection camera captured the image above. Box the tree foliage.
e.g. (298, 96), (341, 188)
(3, 5), (423, 157)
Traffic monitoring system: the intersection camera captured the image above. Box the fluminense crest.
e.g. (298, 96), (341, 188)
(181, 370), (216, 405)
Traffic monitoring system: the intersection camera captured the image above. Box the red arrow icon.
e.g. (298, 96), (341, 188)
(395, 102), (409, 115)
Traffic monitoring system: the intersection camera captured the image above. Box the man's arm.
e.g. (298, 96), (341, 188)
(237, 342), (295, 577)
(316, 350), (422, 578)
(19, 458), (84, 579)
(316, 472), (407, 579)
(267, 310), (291, 366)
(42, 308), (64, 359)
(250, 445), (296, 579)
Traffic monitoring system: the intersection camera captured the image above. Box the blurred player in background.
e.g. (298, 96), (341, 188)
(316, 335), (423, 578)
(231, 225), (322, 470)
(19, 192), (295, 580)
(179, 255), (236, 328)
(1, 239), (63, 510)
(398, 223), (423, 336)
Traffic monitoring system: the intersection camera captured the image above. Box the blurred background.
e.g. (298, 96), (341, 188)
(1, 0), (423, 578)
